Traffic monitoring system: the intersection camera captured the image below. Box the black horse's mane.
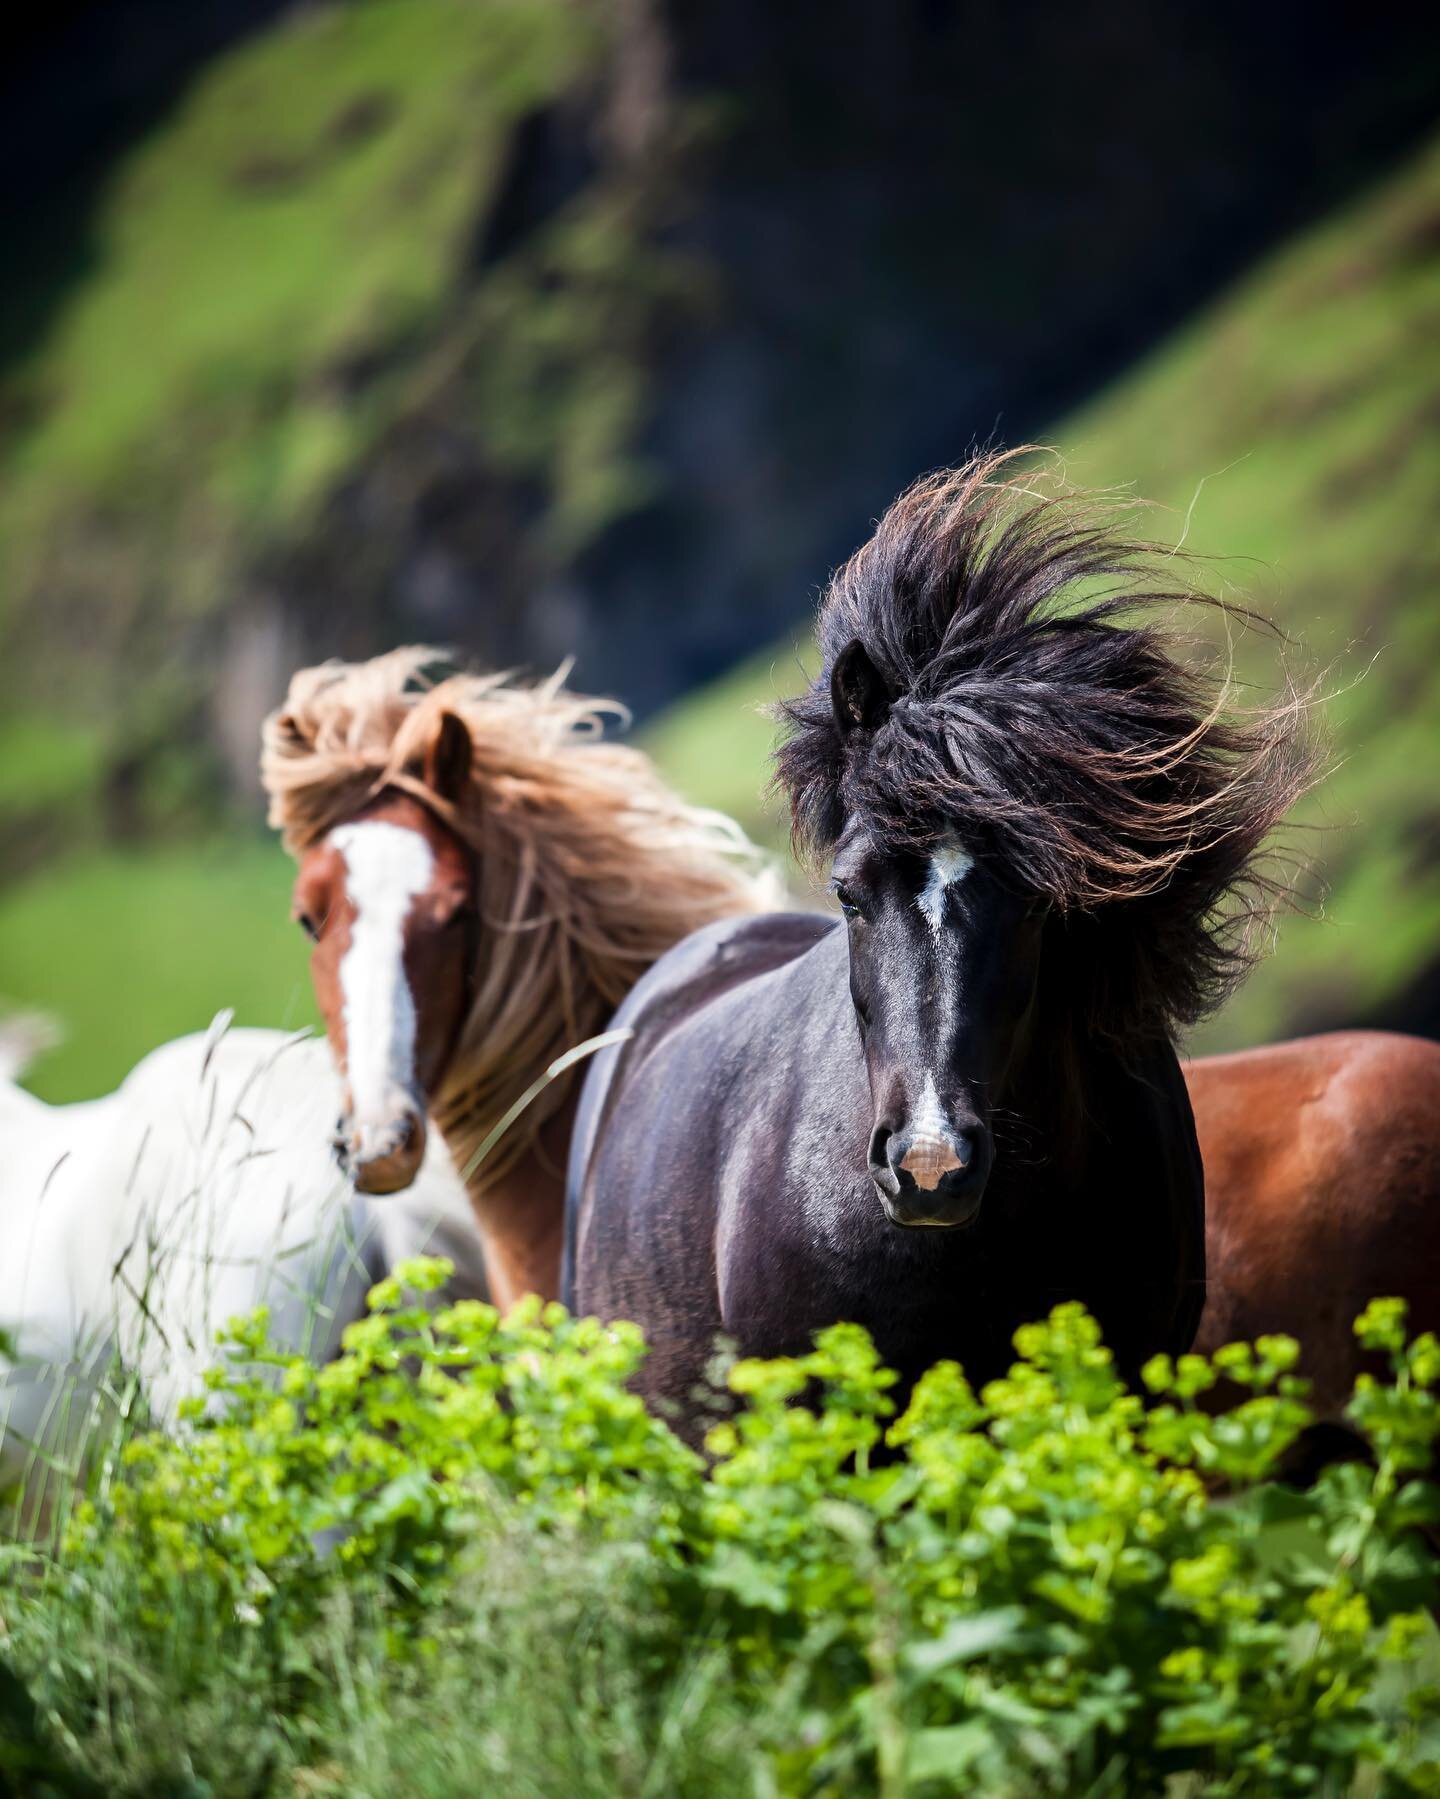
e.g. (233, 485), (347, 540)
(774, 448), (1320, 1043)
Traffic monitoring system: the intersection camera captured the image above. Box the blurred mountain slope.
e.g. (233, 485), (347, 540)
(0, 0), (664, 855)
(1, 4), (1437, 1093)
(4, 2), (1436, 864)
(645, 135), (1440, 1049)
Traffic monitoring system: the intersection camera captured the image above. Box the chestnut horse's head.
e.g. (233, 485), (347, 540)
(290, 716), (476, 1194)
(263, 648), (778, 1209)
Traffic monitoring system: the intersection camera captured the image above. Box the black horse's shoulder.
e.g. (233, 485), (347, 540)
(562, 909), (833, 1303)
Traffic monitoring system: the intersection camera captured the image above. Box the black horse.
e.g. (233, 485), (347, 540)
(565, 450), (1313, 1417)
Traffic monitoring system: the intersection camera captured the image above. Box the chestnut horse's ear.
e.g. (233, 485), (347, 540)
(424, 711), (472, 804)
(272, 710), (310, 749)
(831, 639), (890, 735)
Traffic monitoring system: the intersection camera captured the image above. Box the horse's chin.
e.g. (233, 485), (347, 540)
(353, 1156), (424, 1196)
(334, 1107), (428, 1195)
(875, 1185), (984, 1232)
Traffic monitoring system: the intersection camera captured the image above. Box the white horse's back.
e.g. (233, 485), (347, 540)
(0, 1023), (485, 1513)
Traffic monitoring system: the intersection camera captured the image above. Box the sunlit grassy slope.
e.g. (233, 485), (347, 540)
(645, 134), (1440, 1052)
(0, 841), (315, 1101)
(0, 0), (609, 837)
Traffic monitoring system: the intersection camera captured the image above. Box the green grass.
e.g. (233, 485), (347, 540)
(641, 630), (818, 854)
(643, 133), (1440, 1051)
(0, 839), (315, 1102)
(0, 716), (104, 819)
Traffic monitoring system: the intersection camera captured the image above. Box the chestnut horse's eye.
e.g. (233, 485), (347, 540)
(296, 912), (320, 943)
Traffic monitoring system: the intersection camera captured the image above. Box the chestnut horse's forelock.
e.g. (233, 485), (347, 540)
(262, 649), (779, 1191)
(774, 447), (1324, 1043)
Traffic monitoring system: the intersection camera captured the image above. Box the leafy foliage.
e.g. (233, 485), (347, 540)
(4, 1266), (1438, 1795)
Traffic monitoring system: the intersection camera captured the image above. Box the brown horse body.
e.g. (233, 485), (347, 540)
(1191, 1029), (1440, 1423)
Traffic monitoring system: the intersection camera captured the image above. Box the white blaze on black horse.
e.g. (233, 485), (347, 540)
(565, 449), (1317, 1418)
(830, 811), (1039, 1229)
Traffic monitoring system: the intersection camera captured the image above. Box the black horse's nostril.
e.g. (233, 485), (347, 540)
(872, 1114), (991, 1229)
(948, 1131), (977, 1174)
(868, 1125), (901, 1195)
(877, 1117), (991, 1202)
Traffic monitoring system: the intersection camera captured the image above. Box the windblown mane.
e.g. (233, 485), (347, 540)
(262, 648), (778, 1188)
(775, 448), (1320, 1041)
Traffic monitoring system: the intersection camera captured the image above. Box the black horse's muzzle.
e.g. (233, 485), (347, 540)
(868, 1118), (992, 1229)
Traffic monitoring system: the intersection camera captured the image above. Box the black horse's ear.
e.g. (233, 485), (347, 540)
(424, 711), (472, 803)
(831, 639), (890, 735)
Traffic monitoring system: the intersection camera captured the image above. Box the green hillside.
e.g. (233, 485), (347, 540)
(1, 5), (577, 523)
(646, 133), (1440, 1052)
(0, 0), (639, 835)
(0, 840), (317, 1099)
(5, 133), (1438, 1100)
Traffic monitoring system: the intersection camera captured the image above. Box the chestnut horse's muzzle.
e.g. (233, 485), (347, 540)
(332, 1105), (427, 1195)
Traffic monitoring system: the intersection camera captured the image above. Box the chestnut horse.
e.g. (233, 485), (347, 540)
(260, 650), (779, 1312)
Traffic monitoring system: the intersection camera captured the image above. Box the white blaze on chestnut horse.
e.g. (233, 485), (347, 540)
(261, 648), (781, 1312)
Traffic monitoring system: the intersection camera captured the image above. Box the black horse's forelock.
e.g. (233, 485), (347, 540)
(773, 448), (1321, 1041)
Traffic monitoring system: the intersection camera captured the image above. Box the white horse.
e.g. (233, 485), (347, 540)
(0, 1015), (487, 1520)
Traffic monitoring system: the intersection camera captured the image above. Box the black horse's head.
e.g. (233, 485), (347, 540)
(828, 641), (1045, 1228)
(777, 450), (1317, 1237)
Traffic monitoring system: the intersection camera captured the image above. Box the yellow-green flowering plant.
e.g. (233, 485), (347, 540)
(12, 1265), (1438, 1796)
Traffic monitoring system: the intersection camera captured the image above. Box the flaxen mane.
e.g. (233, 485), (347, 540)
(775, 448), (1319, 1041)
(262, 649), (778, 1187)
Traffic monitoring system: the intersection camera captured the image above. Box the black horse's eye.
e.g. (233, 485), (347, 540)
(832, 882), (861, 920)
(296, 912), (320, 943)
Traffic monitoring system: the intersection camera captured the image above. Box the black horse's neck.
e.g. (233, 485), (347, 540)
(1001, 927), (1192, 1201)
(974, 951), (1204, 1381)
